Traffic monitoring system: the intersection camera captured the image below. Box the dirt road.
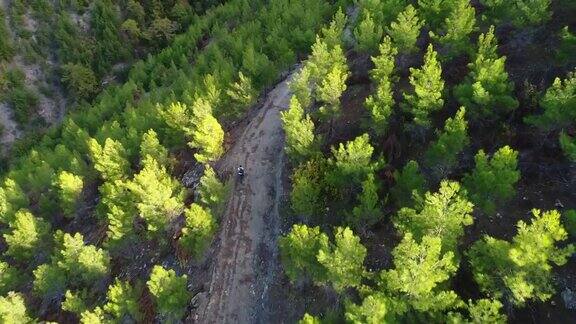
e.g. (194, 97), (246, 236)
(194, 71), (296, 323)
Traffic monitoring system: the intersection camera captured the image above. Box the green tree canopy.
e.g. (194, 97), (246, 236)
(62, 63), (98, 100)
(454, 26), (518, 121)
(525, 70), (576, 131)
(403, 44), (445, 127)
(390, 160), (427, 208)
(197, 165), (228, 216)
(102, 279), (142, 322)
(424, 107), (469, 177)
(188, 98), (225, 163)
(317, 227), (367, 292)
(430, 0), (476, 59)
(179, 203), (217, 258)
(54, 232), (111, 286)
(281, 97), (317, 163)
(0, 178), (29, 225)
(354, 10), (383, 54)
(559, 131), (576, 162)
(290, 158), (325, 219)
(126, 158), (184, 234)
(55, 171), (84, 217)
(279, 224), (329, 283)
(4, 209), (51, 263)
(480, 0), (551, 27)
(350, 173), (382, 229)
(0, 292), (32, 323)
(147, 265), (190, 321)
(417, 0), (457, 30)
(468, 209), (575, 306)
(395, 180), (473, 253)
(88, 138), (131, 181)
(345, 293), (394, 324)
(386, 5), (424, 53)
(140, 129), (169, 167)
(326, 134), (378, 190)
(365, 36), (397, 136)
(0, 262), (21, 295)
(463, 146), (520, 214)
(380, 233), (460, 314)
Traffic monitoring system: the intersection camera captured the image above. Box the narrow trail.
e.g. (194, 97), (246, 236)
(195, 71), (297, 323)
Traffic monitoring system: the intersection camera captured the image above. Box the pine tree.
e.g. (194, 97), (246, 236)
(381, 233), (460, 313)
(468, 209), (575, 306)
(197, 165), (228, 216)
(280, 97), (316, 163)
(290, 159), (325, 218)
(88, 138), (130, 181)
(403, 44), (445, 127)
(99, 180), (137, 247)
(55, 232), (111, 286)
(80, 307), (105, 323)
(307, 38), (336, 85)
(317, 227), (367, 292)
(0, 9), (13, 62)
(467, 299), (507, 323)
(279, 224), (330, 283)
(0, 292), (32, 323)
(370, 36), (398, 83)
(395, 180), (473, 253)
(299, 313), (322, 324)
(159, 101), (190, 147)
(386, 5), (424, 53)
(358, 0), (407, 27)
(417, 0), (457, 30)
(140, 129), (169, 167)
(61, 290), (88, 315)
(33, 263), (67, 299)
(61, 63), (98, 99)
(390, 160), (427, 208)
(424, 107), (469, 177)
(556, 26), (576, 65)
(355, 10), (383, 54)
(126, 158), (184, 234)
(320, 8), (346, 50)
(179, 203), (217, 258)
(326, 134), (378, 191)
(0, 178), (29, 225)
(474, 25), (499, 61)
(463, 146), (520, 214)
(0, 262), (21, 295)
(4, 209), (51, 263)
(147, 265), (190, 321)
(431, 0), (476, 59)
(525, 70), (576, 131)
(226, 72), (257, 117)
(559, 131), (576, 162)
(55, 171), (84, 218)
(345, 293), (393, 323)
(480, 0), (551, 27)
(103, 279), (142, 322)
(317, 60), (349, 119)
(350, 173), (382, 229)
(454, 27), (518, 121)
(188, 98), (225, 163)
(290, 67), (313, 109)
(365, 36), (397, 136)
